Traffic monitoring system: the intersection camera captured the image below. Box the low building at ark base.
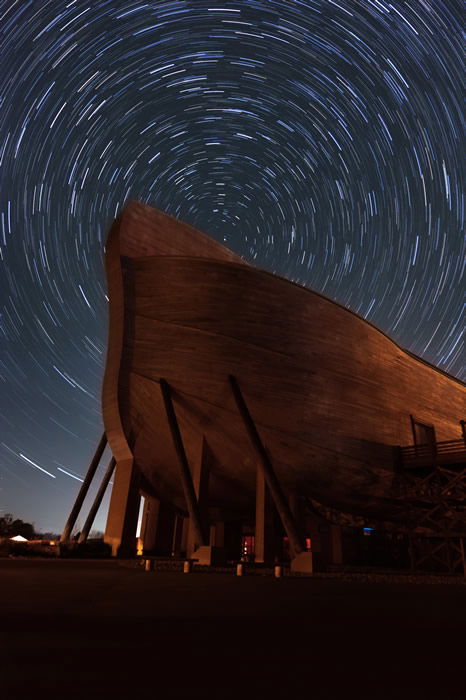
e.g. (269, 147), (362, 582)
(62, 202), (466, 573)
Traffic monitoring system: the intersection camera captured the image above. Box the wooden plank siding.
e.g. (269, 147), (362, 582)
(102, 202), (465, 523)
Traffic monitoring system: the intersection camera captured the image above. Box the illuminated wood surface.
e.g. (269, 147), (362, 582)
(103, 202), (465, 524)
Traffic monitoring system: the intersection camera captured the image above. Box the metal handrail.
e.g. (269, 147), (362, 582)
(400, 438), (466, 468)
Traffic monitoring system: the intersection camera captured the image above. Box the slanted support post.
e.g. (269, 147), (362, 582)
(159, 378), (206, 549)
(186, 437), (210, 557)
(78, 457), (116, 544)
(255, 467), (275, 563)
(228, 375), (304, 557)
(61, 432), (107, 543)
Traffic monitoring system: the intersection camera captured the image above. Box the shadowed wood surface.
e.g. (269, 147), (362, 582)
(103, 202), (465, 527)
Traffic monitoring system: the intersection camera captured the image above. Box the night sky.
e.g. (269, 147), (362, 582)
(0, 1), (463, 534)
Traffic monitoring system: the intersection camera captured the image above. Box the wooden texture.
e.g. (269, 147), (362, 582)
(102, 201), (465, 524)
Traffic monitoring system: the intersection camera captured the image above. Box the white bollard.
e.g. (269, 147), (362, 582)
(274, 565), (282, 578)
(236, 563), (244, 576)
(183, 560), (192, 574)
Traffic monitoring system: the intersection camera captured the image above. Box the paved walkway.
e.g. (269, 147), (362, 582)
(1, 559), (464, 699)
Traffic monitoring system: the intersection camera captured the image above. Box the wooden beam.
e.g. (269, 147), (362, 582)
(159, 378), (206, 547)
(61, 432), (107, 543)
(186, 437), (210, 557)
(78, 457), (116, 544)
(104, 458), (140, 556)
(255, 467), (275, 563)
(228, 375), (304, 556)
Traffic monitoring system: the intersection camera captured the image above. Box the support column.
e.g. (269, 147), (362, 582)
(329, 524), (343, 565)
(78, 457), (116, 544)
(140, 497), (177, 555)
(229, 375), (312, 573)
(255, 467), (274, 563)
(140, 495), (160, 552)
(183, 436), (226, 565)
(224, 520), (243, 561)
(210, 521), (225, 548)
(104, 457), (140, 557)
(61, 432), (107, 543)
(153, 501), (176, 555)
(172, 514), (185, 556)
(229, 376), (304, 555)
(159, 379), (206, 549)
(181, 516), (189, 557)
(186, 437), (210, 557)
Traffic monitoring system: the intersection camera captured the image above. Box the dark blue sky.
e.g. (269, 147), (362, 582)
(0, 0), (463, 534)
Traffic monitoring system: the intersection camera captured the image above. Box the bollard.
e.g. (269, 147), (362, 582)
(183, 560), (192, 574)
(236, 563), (244, 576)
(274, 565), (282, 578)
(144, 559), (153, 572)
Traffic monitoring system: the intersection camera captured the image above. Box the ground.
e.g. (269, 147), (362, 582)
(1, 559), (464, 699)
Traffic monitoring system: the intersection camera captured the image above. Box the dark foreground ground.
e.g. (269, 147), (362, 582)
(1, 559), (465, 700)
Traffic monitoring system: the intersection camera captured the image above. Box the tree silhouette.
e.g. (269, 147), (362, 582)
(0, 513), (36, 539)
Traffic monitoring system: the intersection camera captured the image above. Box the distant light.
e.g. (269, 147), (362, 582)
(10, 535), (28, 542)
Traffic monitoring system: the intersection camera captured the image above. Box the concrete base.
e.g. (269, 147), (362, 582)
(290, 551), (313, 574)
(192, 545), (226, 566)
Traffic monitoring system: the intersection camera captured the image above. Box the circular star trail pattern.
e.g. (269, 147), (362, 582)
(0, 0), (463, 532)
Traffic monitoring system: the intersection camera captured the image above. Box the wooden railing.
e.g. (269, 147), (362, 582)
(400, 439), (466, 469)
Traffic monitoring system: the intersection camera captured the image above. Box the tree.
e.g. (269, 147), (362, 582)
(11, 519), (35, 539)
(0, 513), (36, 539)
(0, 513), (13, 536)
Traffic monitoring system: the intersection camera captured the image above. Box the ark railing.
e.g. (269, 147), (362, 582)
(400, 438), (466, 469)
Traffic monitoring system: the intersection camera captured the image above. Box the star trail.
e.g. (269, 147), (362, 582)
(0, 1), (463, 533)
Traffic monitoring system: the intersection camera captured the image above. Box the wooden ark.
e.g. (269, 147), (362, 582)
(99, 201), (464, 559)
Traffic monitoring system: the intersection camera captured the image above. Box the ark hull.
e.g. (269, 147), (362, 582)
(101, 202), (465, 554)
